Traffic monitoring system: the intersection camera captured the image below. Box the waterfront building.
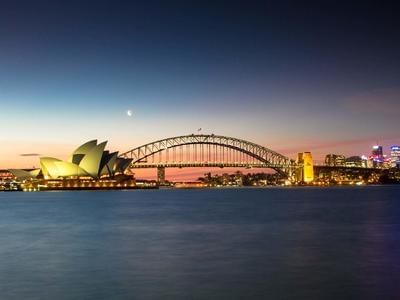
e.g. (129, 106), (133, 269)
(297, 152), (314, 183)
(7, 169), (40, 181)
(9, 140), (132, 180)
(325, 154), (346, 167)
(0, 170), (14, 180)
(345, 156), (364, 168)
(391, 146), (400, 168)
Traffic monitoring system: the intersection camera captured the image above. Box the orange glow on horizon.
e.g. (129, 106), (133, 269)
(133, 167), (276, 181)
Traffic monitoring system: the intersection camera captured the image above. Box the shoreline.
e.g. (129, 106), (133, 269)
(2, 183), (399, 192)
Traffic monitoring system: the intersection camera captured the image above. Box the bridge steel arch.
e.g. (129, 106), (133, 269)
(119, 134), (298, 177)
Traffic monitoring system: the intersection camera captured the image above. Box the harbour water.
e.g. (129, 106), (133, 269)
(1, 186), (399, 299)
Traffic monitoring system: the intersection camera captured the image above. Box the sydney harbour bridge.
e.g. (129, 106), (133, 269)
(119, 134), (302, 183)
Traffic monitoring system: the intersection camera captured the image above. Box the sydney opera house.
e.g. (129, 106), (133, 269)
(9, 140), (132, 181)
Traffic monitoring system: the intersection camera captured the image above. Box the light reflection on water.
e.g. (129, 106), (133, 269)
(0, 186), (400, 299)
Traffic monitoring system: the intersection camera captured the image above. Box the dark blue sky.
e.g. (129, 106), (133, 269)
(1, 0), (399, 168)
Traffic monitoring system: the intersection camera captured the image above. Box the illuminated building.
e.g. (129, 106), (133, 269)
(9, 140), (132, 180)
(0, 170), (14, 180)
(345, 156), (364, 168)
(325, 154), (346, 166)
(370, 145), (384, 167)
(297, 152), (314, 183)
(360, 155), (369, 168)
(391, 146), (400, 168)
(372, 145), (383, 157)
(7, 169), (40, 181)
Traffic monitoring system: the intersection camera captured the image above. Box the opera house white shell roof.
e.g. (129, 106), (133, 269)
(10, 140), (132, 180)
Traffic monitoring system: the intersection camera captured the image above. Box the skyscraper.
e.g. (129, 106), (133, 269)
(372, 145), (383, 158)
(371, 145), (384, 167)
(391, 146), (400, 168)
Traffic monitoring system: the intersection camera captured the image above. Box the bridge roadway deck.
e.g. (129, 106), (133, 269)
(129, 162), (294, 169)
(129, 163), (382, 172)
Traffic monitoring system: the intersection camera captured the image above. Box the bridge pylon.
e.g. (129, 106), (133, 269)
(157, 166), (166, 185)
(296, 152), (314, 183)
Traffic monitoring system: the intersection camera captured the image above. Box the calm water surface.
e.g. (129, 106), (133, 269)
(0, 186), (400, 299)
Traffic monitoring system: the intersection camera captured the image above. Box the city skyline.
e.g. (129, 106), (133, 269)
(2, 133), (398, 181)
(1, 1), (399, 179)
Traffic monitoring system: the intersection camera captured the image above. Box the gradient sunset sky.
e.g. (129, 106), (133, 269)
(1, 1), (399, 179)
